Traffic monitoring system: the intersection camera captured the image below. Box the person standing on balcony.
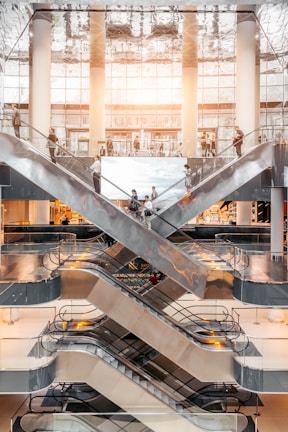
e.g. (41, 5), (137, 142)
(12, 104), (21, 138)
(200, 132), (207, 156)
(175, 142), (183, 157)
(133, 135), (140, 155)
(206, 133), (212, 156)
(211, 132), (217, 157)
(106, 135), (114, 156)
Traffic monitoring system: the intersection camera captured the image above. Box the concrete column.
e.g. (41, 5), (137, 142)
(236, 201), (252, 225)
(235, 7), (257, 143)
(89, 10), (106, 155)
(271, 188), (284, 259)
(235, 8), (258, 226)
(182, 9), (198, 157)
(29, 8), (52, 147)
(254, 6), (261, 133)
(29, 200), (50, 224)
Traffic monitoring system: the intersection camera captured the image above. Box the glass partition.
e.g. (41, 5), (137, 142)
(11, 411), (248, 432)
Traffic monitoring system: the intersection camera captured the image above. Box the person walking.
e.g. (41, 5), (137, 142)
(90, 155), (101, 193)
(47, 127), (58, 163)
(233, 125), (244, 158)
(12, 104), (21, 138)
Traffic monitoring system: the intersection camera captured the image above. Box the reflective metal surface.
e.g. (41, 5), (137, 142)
(151, 140), (273, 237)
(0, 3), (288, 71)
(20, 411), (248, 432)
(59, 266), (233, 381)
(0, 132), (208, 296)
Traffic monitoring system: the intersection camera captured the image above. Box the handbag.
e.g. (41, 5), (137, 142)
(144, 209), (152, 217)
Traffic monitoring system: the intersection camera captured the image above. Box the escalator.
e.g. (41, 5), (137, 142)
(58, 264), (238, 383)
(151, 140), (272, 237)
(0, 132), (207, 296)
(17, 325), (248, 432)
(0, 132), (272, 298)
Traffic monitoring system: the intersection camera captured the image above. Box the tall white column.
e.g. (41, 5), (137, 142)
(255, 7), (261, 133)
(29, 9), (52, 145)
(271, 188), (284, 259)
(28, 9), (52, 228)
(236, 201), (252, 225)
(29, 200), (50, 224)
(89, 10), (106, 155)
(235, 8), (258, 225)
(182, 9), (198, 157)
(235, 7), (257, 140)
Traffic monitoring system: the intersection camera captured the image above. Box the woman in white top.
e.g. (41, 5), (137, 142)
(184, 164), (192, 192)
(142, 195), (153, 229)
(90, 155), (101, 193)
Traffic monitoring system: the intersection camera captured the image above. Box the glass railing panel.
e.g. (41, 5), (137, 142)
(10, 122), (278, 226)
(215, 232), (271, 244)
(0, 251), (58, 282)
(14, 411), (248, 432)
(164, 299), (230, 324)
(58, 241), (152, 290)
(234, 249), (288, 282)
(0, 334), (55, 370)
(53, 303), (104, 331)
(232, 305), (287, 366)
(4, 232), (76, 244)
(234, 331), (288, 392)
(187, 240), (287, 276)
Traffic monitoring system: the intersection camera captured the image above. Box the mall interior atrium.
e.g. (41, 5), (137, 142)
(0, 1), (288, 432)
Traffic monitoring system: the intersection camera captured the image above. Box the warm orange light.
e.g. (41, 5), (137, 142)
(73, 320), (91, 330)
(69, 264), (79, 269)
(214, 341), (222, 349)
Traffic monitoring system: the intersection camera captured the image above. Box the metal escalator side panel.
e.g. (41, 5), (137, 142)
(20, 413), (102, 432)
(56, 350), (243, 432)
(151, 142), (273, 237)
(59, 267), (234, 383)
(0, 132), (207, 297)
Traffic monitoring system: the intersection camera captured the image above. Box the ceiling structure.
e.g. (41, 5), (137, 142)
(0, 3), (288, 74)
